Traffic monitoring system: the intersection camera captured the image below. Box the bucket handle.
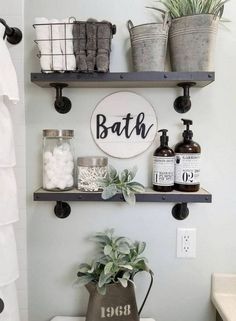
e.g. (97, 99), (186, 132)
(136, 270), (154, 316)
(127, 20), (134, 32)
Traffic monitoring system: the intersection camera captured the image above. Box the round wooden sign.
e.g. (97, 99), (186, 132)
(91, 92), (157, 158)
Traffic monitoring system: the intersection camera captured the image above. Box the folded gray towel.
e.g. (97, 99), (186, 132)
(73, 22), (87, 72)
(86, 19), (97, 72)
(96, 21), (113, 72)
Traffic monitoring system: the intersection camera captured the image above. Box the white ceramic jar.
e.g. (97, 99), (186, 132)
(43, 129), (75, 191)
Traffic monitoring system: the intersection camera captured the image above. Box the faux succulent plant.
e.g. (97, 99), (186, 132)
(99, 165), (145, 205)
(147, 0), (229, 18)
(75, 229), (151, 295)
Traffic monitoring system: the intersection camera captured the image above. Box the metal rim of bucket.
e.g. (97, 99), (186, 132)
(171, 13), (220, 22)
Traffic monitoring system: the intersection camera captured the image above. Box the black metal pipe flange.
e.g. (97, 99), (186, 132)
(50, 83), (72, 114)
(54, 201), (71, 219)
(172, 203), (189, 220)
(174, 82), (196, 114)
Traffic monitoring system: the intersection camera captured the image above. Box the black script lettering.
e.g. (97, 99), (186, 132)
(96, 112), (154, 140)
(97, 114), (108, 139)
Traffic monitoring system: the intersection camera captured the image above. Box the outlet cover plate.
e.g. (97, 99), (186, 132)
(177, 228), (196, 258)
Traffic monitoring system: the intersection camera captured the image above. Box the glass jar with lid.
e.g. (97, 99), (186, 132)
(77, 156), (108, 191)
(43, 129), (75, 191)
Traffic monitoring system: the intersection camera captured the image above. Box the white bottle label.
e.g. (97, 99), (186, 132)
(175, 153), (201, 185)
(153, 156), (175, 186)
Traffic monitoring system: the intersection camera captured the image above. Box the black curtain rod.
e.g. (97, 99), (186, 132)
(0, 18), (22, 45)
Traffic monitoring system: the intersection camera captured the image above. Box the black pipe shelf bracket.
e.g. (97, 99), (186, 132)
(34, 187), (212, 220)
(50, 83), (72, 114)
(174, 82), (196, 114)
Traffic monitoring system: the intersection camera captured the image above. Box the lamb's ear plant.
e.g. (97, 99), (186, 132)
(99, 166), (145, 205)
(75, 229), (151, 295)
(147, 0), (229, 19)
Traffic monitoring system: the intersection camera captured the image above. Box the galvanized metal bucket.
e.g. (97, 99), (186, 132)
(169, 14), (219, 71)
(128, 16), (170, 72)
(85, 271), (153, 321)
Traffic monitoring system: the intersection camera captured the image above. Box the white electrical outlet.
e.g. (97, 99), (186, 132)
(177, 228), (196, 258)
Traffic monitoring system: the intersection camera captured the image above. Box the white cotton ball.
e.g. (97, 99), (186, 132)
(57, 180), (67, 190)
(45, 180), (56, 190)
(66, 177), (74, 187)
(61, 143), (70, 152)
(46, 169), (55, 180)
(44, 151), (53, 162)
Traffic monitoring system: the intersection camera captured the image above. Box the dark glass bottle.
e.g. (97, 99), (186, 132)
(153, 129), (175, 192)
(174, 119), (201, 192)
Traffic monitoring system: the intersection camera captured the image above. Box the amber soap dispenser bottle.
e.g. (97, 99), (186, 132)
(174, 119), (201, 192)
(153, 129), (175, 192)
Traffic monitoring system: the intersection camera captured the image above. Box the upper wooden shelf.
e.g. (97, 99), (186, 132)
(31, 71), (215, 88)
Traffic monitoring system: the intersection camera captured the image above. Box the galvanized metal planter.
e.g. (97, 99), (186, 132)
(128, 17), (170, 72)
(85, 272), (153, 321)
(169, 14), (219, 71)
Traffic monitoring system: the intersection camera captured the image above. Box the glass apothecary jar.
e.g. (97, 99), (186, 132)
(43, 129), (75, 191)
(77, 157), (108, 191)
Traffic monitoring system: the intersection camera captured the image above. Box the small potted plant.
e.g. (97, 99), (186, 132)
(75, 229), (153, 321)
(148, 0), (229, 71)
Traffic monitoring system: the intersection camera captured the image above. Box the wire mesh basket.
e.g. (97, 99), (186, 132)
(33, 17), (116, 73)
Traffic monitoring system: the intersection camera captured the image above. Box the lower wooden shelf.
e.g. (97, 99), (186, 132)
(34, 187), (212, 203)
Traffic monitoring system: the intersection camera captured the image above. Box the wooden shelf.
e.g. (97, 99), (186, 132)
(34, 187), (212, 203)
(31, 71), (215, 88)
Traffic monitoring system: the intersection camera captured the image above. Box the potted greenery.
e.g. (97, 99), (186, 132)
(148, 0), (228, 71)
(75, 229), (153, 321)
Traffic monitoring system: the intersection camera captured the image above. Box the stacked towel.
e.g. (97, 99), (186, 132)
(35, 17), (76, 72)
(72, 22), (87, 72)
(97, 21), (113, 72)
(0, 24), (20, 321)
(60, 18), (76, 71)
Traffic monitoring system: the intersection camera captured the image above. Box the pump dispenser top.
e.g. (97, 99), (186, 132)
(158, 129), (169, 146)
(182, 118), (193, 140)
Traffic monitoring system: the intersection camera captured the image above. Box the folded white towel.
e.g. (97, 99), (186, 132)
(34, 17), (53, 73)
(60, 18), (76, 71)
(0, 98), (16, 168)
(0, 282), (20, 321)
(0, 168), (18, 225)
(50, 19), (64, 72)
(0, 224), (19, 286)
(0, 25), (19, 102)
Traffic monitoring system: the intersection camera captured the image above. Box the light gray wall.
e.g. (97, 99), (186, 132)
(25, 1), (236, 321)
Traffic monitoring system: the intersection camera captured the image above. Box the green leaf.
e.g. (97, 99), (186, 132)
(104, 262), (113, 275)
(97, 284), (106, 295)
(127, 166), (138, 181)
(101, 184), (117, 199)
(98, 271), (113, 288)
(123, 271), (131, 279)
(127, 182), (145, 193)
(122, 188), (136, 205)
(75, 275), (94, 287)
(137, 242), (146, 255)
(119, 264), (133, 270)
(104, 244), (113, 256)
(120, 169), (129, 183)
(78, 263), (91, 273)
(118, 243), (130, 254)
(118, 277), (128, 288)
(109, 165), (118, 180)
